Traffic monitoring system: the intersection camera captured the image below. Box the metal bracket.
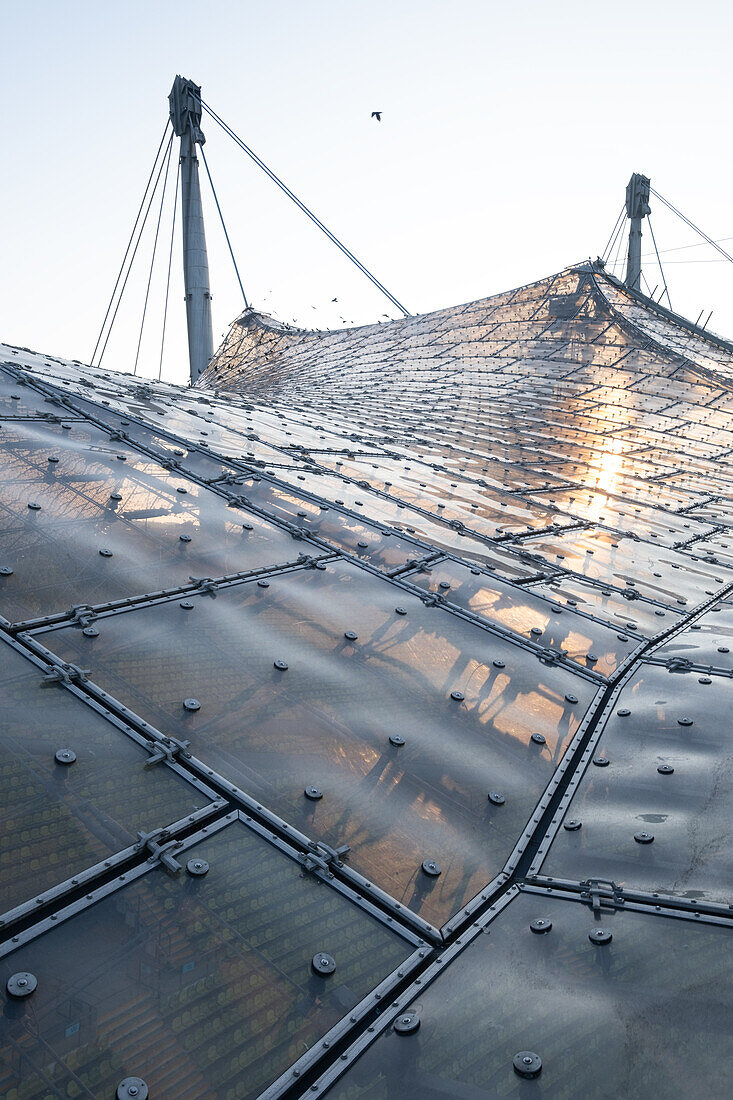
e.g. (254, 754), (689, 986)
(41, 662), (90, 686)
(144, 735), (192, 768)
(298, 840), (351, 877)
(134, 828), (184, 874)
(579, 878), (625, 916)
(188, 575), (219, 594)
(69, 604), (95, 628)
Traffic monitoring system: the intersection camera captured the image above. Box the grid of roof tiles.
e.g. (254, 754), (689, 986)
(0, 263), (731, 1098)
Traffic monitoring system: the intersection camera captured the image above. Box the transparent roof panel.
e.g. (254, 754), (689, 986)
(536, 661), (733, 904)
(513, 528), (732, 609)
(405, 556), (641, 678)
(323, 891), (733, 1099)
(532, 573), (681, 638)
(44, 559), (597, 928)
(654, 598), (733, 671)
(0, 638), (208, 915)
(0, 819), (414, 1100)
(0, 417), (312, 622)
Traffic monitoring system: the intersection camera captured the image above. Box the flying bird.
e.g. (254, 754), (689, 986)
(371, 111), (382, 121)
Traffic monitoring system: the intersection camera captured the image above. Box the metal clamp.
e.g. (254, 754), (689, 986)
(188, 575), (219, 594)
(135, 828), (184, 874)
(41, 663), (90, 686)
(299, 840), (351, 877)
(579, 878), (625, 916)
(144, 735), (192, 768)
(69, 604), (95, 628)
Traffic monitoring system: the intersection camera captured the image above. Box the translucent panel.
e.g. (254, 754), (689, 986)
(0, 371), (75, 419)
(532, 486), (715, 546)
(46, 559), (597, 927)
(323, 892), (733, 1099)
(537, 662), (733, 903)
(0, 417), (312, 621)
(654, 598), (733, 671)
(514, 528), (732, 609)
(0, 820), (413, 1100)
(406, 557), (640, 677)
(0, 639), (207, 914)
(533, 574), (681, 637)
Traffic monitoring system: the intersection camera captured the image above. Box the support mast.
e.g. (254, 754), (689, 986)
(624, 173), (651, 292)
(169, 76), (214, 384)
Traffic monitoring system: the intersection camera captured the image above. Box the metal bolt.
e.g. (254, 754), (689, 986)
(304, 786), (323, 800)
(99, 548), (113, 558)
(657, 764), (674, 775)
(311, 952), (336, 976)
(186, 858), (209, 877)
(589, 928), (612, 945)
(344, 631), (358, 641)
(55, 749), (76, 765)
(513, 1051), (542, 1078)
(593, 756), (610, 767)
(488, 790), (506, 806)
(394, 1011), (420, 1035)
(183, 698), (201, 712)
(6, 972), (37, 998)
(389, 733), (405, 747)
(450, 690), (465, 701)
(395, 606), (407, 615)
(634, 831), (654, 844)
(82, 626), (99, 638)
(530, 918), (552, 934)
(563, 819), (582, 831)
(530, 732), (546, 745)
(421, 859), (441, 876)
(116, 1079), (149, 1100)
(273, 660), (289, 671)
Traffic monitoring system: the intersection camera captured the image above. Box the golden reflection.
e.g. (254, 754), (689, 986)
(583, 434), (625, 522)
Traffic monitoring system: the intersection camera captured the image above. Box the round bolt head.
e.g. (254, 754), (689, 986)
(180, 601), (194, 610)
(565, 693), (578, 704)
(530, 732), (546, 745)
(593, 756), (610, 767)
(27, 502), (41, 510)
(530, 918), (552, 934)
(344, 631), (358, 641)
(186, 858), (209, 877)
(513, 1051), (542, 1078)
(55, 748), (76, 765)
(179, 534), (192, 542)
(699, 677), (712, 685)
(116, 1079), (149, 1100)
(450, 690), (464, 702)
(389, 733), (405, 747)
(82, 626), (99, 638)
(678, 717), (693, 727)
(0, 566), (13, 577)
(257, 579), (270, 588)
(589, 928), (612, 945)
(176, 487), (187, 494)
(110, 492), (122, 501)
(6, 972), (37, 998)
(242, 522), (253, 531)
(563, 818), (582, 831)
(657, 764), (674, 775)
(183, 698), (201, 712)
(394, 1010), (421, 1035)
(99, 548), (113, 558)
(47, 455), (59, 463)
(488, 791), (505, 806)
(311, 952), (336, 976)
(304, 786), (323, 801)
(395, 606), (407, 615)
(617, 708), (631, 717)
(357, 540), (369, 549)
(493, 659), (505, 669)
(273, 660), (289, 671)
(634, 831), (654, 844)
(421, 858), (442, 877)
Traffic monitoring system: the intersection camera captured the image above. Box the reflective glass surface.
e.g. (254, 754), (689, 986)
(0, 639), (207, 914)
(46, 560), (596, 927)
(323, 891), (733, 1099)
(0, 417), (312, 622)
(538, 661), (733, 903)
(0, 820), (413, 1100)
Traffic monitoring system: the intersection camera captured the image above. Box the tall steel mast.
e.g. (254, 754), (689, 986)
(169, 76), (214, 384)
(624, 173), (651, 292)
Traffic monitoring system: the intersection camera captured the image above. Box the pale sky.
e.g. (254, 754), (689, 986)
(4, 0), (733, 385)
